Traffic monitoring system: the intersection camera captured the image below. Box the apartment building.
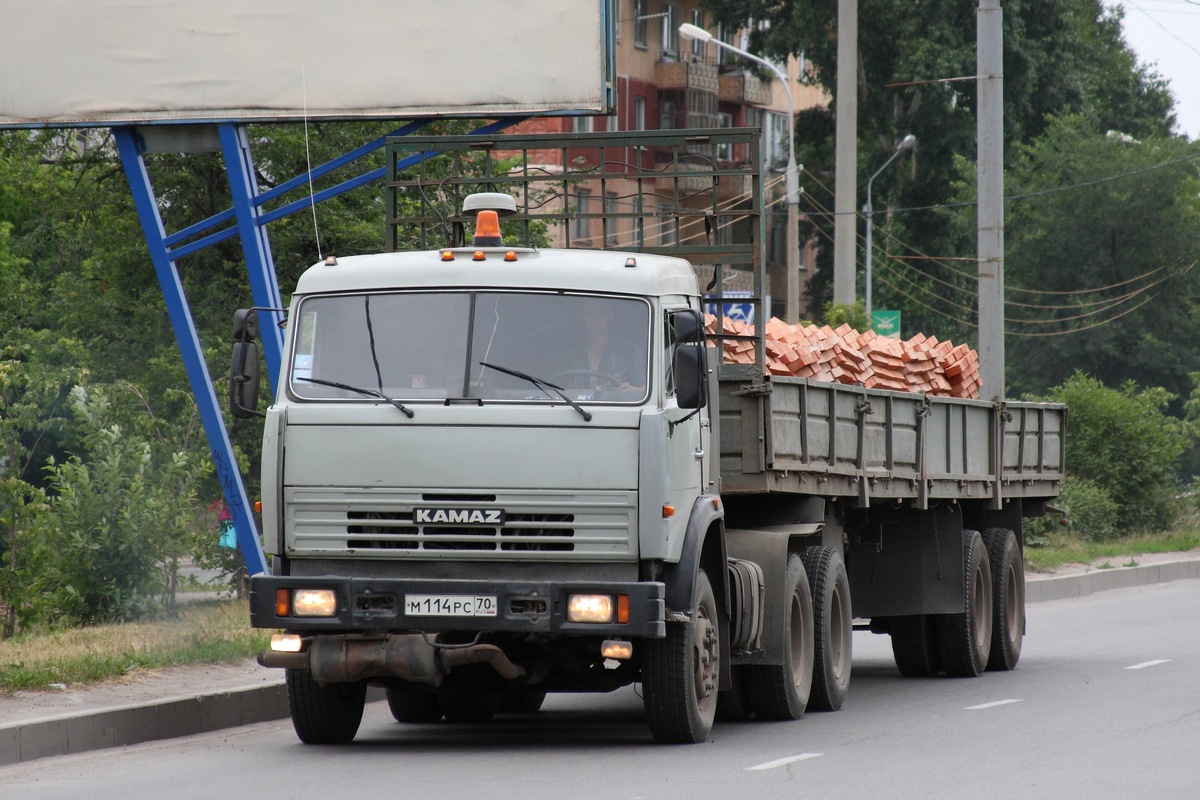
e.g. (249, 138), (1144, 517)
(508, 0), (826, 319)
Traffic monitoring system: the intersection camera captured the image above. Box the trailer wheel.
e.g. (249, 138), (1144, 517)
(803, 547), (852, 711)
(889, 615), (941, 677)
(498, 689), (547, 714)
(438, 691), (503, 723)
(642, 568), (720, 743)
(982, 527), (1024, 671)
(935, 529), (993, 677)
(386, 688), (443, 723)
(285, 669), (366, 744)
(744, 555), (814, 720)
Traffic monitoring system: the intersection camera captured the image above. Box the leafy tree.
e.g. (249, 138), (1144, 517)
(702, 0), (1178, 337)
(1042, 372), (1192, 533)
(953, 116), (1200, 400)
(34, 386), (211, 625)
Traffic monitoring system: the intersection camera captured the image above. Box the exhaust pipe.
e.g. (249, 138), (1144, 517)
(258, 634), (526, 686)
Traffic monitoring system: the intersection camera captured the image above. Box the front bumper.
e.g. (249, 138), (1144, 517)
(250, 575), (666, 638)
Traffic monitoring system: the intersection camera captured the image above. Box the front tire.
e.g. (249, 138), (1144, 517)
(803, 547), (852, 711)
(935, 530), (993, 677)
(983, 527), (1024, 671)
(642, 568), (721, 743)
(744, 555), (814, 720)
(286, 669), (367, 744)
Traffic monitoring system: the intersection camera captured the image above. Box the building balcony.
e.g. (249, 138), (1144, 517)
(719, 70), (773, 106)
(654, 59), (719, 93)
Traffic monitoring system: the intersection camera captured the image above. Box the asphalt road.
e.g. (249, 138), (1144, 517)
(3, 579), (1197, 800)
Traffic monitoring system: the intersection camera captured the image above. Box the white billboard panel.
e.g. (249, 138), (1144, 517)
(0, 0), (612, 128)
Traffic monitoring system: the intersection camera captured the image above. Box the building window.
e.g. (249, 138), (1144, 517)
(605, 192), (619, 246)
(574, 189), (591, 241)
(634, 0), (648, 48)
(715, 22), (736, 66)
(659, 99), (676, 130)
(763, 111), (787, 168)
(716, 112), (734, 161)
(660, 207), (677, 247)
(634, 96), (646, 131)
(574, 116), (593, 133)
(690, 10), (705, 60)
(634, 196), (645, 247)
(659, 3), (678, 56)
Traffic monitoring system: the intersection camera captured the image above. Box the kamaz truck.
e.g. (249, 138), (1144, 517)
(234, 130), (1065, 744)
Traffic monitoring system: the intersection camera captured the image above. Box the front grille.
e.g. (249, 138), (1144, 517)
(288, 490), (636, 559)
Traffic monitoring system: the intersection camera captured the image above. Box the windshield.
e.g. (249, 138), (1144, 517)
(289, 291), (651, 404)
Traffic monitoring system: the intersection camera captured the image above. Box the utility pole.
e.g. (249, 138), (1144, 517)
(977, 0), (1005, 400)
(832, 0), (858, 307)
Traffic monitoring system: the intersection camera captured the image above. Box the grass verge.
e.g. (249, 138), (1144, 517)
(0, 599), (271, 694)
(1024, 529), (1200, 572)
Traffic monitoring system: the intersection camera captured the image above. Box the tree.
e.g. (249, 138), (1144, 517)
(702, 0), (1178, 338)
(982, 116), (1200, 400)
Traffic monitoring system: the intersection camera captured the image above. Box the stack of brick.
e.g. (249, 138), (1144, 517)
(704, 314), (981, 400)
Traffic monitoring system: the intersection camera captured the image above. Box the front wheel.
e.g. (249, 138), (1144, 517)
(743, 554), (814, 720)
(286, 669), (367, 744)
(642, 568), (721, 743)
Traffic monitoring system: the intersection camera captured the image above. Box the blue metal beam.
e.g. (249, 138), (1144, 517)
(220, 124), (285, 393)
(113, 126), (269, 578)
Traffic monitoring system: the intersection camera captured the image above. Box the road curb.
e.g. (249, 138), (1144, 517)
(4, 560), (1198, 767)
(1026, 558), (1200, 603)
(0, 682), (288, 767)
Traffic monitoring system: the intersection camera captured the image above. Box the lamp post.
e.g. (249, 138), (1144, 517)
(679, 22), (800, 322)
(863, 133), (916, 323)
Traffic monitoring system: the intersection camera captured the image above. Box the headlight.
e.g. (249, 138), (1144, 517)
(567, 594), (614, 623)
(293, 588), (338, 617)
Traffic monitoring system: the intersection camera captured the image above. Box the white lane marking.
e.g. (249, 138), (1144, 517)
(745, 753), (824, 771)
(1126, 659), (1171, 670)
(966, 698), (1024, 710)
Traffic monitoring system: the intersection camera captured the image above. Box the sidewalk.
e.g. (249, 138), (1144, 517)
(3, 553), (1199, 766)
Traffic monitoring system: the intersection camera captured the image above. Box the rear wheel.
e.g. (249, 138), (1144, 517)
(285, 669), (367, 744)
(803, 547), (852, 711)
(642, 568), (721, 743)
(386, 688), (443, 723)
(744, 555), (814, 720)
(889, 615), (941, 677)
(983, 527), (1024, 671)
(438, 691), (503, 723)
(935, 530), (993, 677)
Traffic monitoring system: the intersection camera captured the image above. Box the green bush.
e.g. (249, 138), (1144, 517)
(1043, 373), (1193, 534)
(1026, 476), (1119, 544)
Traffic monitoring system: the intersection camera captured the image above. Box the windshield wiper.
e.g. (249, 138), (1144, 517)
(296, 376), (415, 418)
(478, 361), (592, 422)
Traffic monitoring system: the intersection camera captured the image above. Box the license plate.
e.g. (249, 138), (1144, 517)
(405, 594), (498, 617)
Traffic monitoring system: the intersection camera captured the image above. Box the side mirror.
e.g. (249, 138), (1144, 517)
(230, 309), (263, 419)
(671, 308), (705, 345)
(674, 343), (708, 410)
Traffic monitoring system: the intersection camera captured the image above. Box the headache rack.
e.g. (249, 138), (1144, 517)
(385, 128), (771, 380)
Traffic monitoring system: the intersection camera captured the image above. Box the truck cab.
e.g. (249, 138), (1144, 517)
(247, 204), (725, 742)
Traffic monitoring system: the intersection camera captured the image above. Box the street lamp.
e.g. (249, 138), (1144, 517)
(678, 22), (801, 322)
(864, 133), (916, 322)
